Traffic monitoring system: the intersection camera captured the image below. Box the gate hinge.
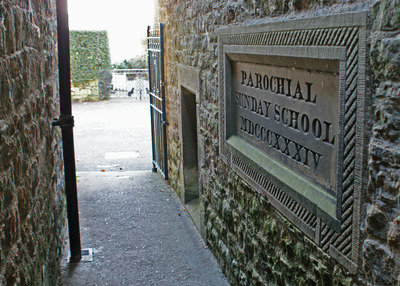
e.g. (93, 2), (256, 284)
(162, 120), (169, 126)
(52, 115), (75, 128)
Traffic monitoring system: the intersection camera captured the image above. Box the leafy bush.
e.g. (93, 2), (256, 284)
(113, 54), (147, 69)
(70, 30), (111, 99)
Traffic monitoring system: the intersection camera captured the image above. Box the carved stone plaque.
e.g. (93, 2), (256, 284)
(218, 12), (367, 272)
(233, 60), (339, 192)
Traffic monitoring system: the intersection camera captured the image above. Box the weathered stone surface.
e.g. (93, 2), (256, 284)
(371, 0), (400, 31)
(371, 36), (400, 81)
(363, 240), (397, 286)
(388, 216), (400, 250)
(366, 204), (389, 240)
(0, 0), (65, 285)
(373, 82), (400, 143)
(158, 0), (400, 284)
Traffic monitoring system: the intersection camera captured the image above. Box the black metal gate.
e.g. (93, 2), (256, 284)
(147, 23), (168, 180)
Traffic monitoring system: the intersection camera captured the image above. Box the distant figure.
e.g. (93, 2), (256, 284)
(139, 90), (142, 100)
(128, 87), (134, 97)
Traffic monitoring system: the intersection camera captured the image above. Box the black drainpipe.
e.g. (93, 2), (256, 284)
(54, 0), (82, 261)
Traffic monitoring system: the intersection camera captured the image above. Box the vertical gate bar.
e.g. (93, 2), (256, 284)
(147, 24), (168, 180)
(56, 0), (82, 261)
(159, 23), (168, 180)
(147, 26), (157, 172)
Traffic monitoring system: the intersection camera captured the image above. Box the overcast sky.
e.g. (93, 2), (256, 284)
(68, 0), (155, 63)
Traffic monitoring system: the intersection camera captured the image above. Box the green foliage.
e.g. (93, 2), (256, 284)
(70, 30), (111, 87)
(113, 54), (147, 69)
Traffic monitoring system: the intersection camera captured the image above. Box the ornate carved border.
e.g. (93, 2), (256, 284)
(218, 12), (367, 272)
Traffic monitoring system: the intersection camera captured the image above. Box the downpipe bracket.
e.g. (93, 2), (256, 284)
(52, 114), (75, 128)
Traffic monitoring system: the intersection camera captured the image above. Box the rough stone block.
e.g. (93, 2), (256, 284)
(371, 36), (400, 81)
(372, 0), (400, 31)
(363, 239), (397, 285)
(388, 216), (400, 250)
(366, 204), (389, 240)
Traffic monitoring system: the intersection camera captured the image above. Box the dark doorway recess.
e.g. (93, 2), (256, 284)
(181, 87), (200, 221)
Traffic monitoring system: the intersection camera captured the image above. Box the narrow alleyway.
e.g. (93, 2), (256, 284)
(59, 98), (228, 285)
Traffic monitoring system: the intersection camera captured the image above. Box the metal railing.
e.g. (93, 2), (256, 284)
(147, 23), (168, 180)
(110, 69), (149, 99)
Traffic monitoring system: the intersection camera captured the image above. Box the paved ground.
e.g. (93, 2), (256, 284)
(73, 98), (152, 172)
(59, 98), (229, 286)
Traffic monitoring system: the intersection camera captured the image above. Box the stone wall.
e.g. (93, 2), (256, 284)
(0, 1), (66, 285)
(366, 0), (400, 284)
(157, 0), (400, 285)
(71, 79), (99, 100)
